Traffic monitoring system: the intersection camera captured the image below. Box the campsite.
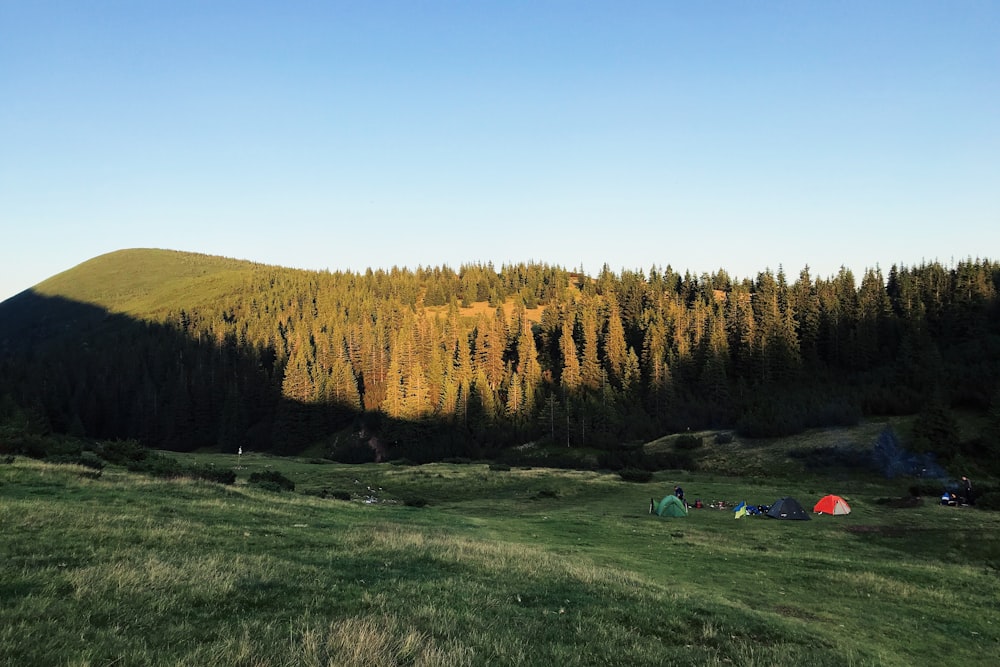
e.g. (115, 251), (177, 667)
(2, 434), (999, 667)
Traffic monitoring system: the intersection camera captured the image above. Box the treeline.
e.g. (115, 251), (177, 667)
(2, 258), (1000, 465)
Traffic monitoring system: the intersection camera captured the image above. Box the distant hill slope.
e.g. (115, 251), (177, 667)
(30, 248), (259, 318)
(0, 248), (266, 356)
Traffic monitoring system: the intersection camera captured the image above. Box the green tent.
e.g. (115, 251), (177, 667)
(654, 494), (688, 517)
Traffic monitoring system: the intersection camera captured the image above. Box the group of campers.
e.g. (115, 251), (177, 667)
(941, 476), (975, 506)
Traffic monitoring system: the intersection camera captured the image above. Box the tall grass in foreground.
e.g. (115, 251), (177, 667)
(2, 458), (998, 666)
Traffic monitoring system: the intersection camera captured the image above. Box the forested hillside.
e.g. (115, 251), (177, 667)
(2, 249), (1000, 468)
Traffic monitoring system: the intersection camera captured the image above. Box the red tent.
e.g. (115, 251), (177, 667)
(814, 495), (851, 515)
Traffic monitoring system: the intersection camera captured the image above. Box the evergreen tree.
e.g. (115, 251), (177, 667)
(790, 266), (821, 369)
(559, 313), (581, 393)
(602, 292), (629, 388)
(579, 299), (602, 391)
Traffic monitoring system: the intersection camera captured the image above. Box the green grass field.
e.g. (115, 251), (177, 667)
(2, 452), (998, 666)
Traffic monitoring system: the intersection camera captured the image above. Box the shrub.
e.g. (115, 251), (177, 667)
(714, 432), (734, 445)
(36, 437), (83, 462)
(975, 492), (1000, 511)
(403, 496), (428, 507)
(619, 468), (653, 483)
(327, 439), (376, 464)
(532, 489), (559, 499)
(77, 451), (106, 470)
(308, 488), (352, 500)
(98, 439), (149, 466)
(390, 458), (417, 467)
(127, 453), (185, 479)
(646, 451), (697, 471)
(911, 406), (961, 455)
(488, 462), (511, 472)
(248, 470), (295, 492)
(189, 465), (236, 485)
(909, 483), (942, 498)
(788, 446), (874, 471)
(736, 399), (806, 438)
(674, 435), (703, 450)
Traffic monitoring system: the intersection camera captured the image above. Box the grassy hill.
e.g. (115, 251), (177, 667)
(22, 248), (549, 323)
(31, 248), (261, 317)
(2, 446), (998, 666)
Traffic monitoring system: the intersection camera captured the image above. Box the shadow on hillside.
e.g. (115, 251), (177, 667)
(0, 290), (447, 460)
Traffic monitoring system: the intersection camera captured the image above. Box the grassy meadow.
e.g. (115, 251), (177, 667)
(2, 447), (999, 666)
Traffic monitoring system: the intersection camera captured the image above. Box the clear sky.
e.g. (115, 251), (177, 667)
(1, 1), (997, 302)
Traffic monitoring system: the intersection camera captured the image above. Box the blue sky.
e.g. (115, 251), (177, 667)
(1, 1), (997, 302)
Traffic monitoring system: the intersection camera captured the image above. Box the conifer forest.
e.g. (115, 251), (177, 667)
(2, 252), (999, 468)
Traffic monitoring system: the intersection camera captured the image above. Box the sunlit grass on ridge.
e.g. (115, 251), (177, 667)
(32, 248), (259, 317)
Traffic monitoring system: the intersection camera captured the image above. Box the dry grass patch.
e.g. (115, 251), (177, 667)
(299, 615), (474, 667)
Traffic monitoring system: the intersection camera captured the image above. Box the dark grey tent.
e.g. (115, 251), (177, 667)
(765, 497), (811, 520)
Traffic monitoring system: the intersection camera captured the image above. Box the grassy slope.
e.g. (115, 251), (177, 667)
(32, 248), (258, 318)
(25, 248), (545, 324)
(2, 445), (998, 667)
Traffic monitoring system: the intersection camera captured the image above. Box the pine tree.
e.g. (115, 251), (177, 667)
(603, 293), (629, 388)
(579, 299), (602, 391)
(559, 314), (581, 393)
(513, 318), (542, 416)
(791, 266), (821, 369)
(473, 311), (506, 392)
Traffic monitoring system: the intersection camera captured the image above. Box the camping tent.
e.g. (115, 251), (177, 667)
(765, 497), (810, 520)
(814, 494), (851, 516)
(655, 494), (688, 518)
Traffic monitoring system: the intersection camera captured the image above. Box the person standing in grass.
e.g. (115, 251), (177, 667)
(962, 476), (973, 505)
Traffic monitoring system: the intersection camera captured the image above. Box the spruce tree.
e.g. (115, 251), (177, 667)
(559, 314), (582, 393)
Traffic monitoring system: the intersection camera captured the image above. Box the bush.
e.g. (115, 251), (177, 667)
(619, 468), (653, 483)
(98, 439), (149, 466)
(390, 458), (417, 467)
(805, 398), (861, 428)
(975, 492), (1000, 511)
(909, 483), (943, 498)
(488, 462), (511, 471)
(327, 439), (376, 464)
(403, 496), (428, 507)
(77, 451), (106, 470)
(788, 446), (874, 472)
(645, 450), (697, 471)
(674, 435), (703, 450)
(308, 488), (352, 500)
(736, 399), (806, 438)
(248, 470), (295, 492)
(911, 404), (961, 455)
(36, 438), (83, 462)
(532, 489), (559, 499)
(189, 465), (236, 485)
(127, 453), (185, 479)
(714, 432), (734, 445)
